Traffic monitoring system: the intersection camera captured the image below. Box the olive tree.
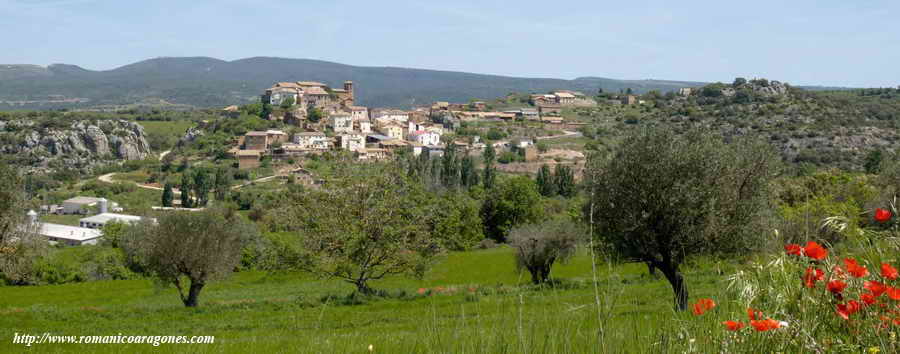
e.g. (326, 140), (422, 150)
(0, 163), (45, 285)
(122, 207), (258, 307)
(509, 220), (581, 284)
(275, 163), (443, 294)
(586, 128), (779, 310)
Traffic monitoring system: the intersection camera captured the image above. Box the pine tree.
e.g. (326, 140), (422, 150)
(180, 172), (193, 208)
(162, 183), (174, 207)
(460, 155), (479, 188)
(214, 168), (232, 202)
(536, 164), (556, 196)
(441, 145), (459, 188)
(554, 164), (576, 198)
(482, 144), (497, 189)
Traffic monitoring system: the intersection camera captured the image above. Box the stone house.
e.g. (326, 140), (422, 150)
(237, 150), (263, 169)
(622, 95), (638, 105)
(244, 131), (269, 151)
(357, 119), (372, 134)
(538, 104), (562, 116)
(349, 106), (368, 121)
(377, 123), (405, 140)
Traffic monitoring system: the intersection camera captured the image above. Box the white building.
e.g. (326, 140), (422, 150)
(370, 109), (409, 123)
(60, 197), (121, 215)
(28, 210), (103, 246)
(349, 106), (369, 121)
(408, 130), (441, 146)
(357, 119), (372, 134)
(79, 213), (144, 229)
(329, 113), (354, 133)
(339, 133), (366, 152)
(293, 132), (330, 150)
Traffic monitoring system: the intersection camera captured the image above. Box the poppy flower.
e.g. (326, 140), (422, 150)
(785, 244), (802, 256)
(875, 208), (892, 223)
(887, 287), (900, 301)
(747, 307), (763, 321)
(803, 267), (825, 288)
(803, 241), (828, 260)
(865, 281), (888, 297)
(844, 258), (870, 278)
(827, 280), (848, 294)
(417, 288), (427, 295)
(836, 300), (862, 320)
(692, 298), (716, 316)
(883, 263), (899, 280)
(722, 320), (745, 331)
(862, 292), (878, 306)
(750, 318), (781, 332)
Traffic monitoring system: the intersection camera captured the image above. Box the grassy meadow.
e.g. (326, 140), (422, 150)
(0, 246), (745, 353)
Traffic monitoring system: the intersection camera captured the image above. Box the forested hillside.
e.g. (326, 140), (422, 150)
(0, 57), (705, 110)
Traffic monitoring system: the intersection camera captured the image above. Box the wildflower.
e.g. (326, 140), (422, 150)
(750, 318), (781, 332)
(887, 287), (900, 301)
(862, 293), (878, 306)
(875, 208), (892, 223)
(747, 307), (763, 321)
(785, 244), (802, 256)
(803, 241), (828, 260)
(832, 265), (848, 279)
(883, 263), (899, 280)
(869, 346), (881, 354)
(692, 298), (716, 316)
(722, 320), (745, 331)
(417, 288), (427, 295)
(866, 281), (888, 297)
(827, 280), (848, 294)
(837, 300), (862, 320)
(368, 344), (374, 352)
(845, 258), (870, 278)
(803, 267), (825, 288)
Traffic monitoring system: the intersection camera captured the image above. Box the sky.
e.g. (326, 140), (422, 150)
(0, 0), (897, 87)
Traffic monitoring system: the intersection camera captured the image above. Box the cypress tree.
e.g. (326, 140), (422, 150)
(162, 183), (174, 207)
(536, 164), (556, 196)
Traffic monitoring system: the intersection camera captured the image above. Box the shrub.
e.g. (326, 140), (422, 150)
(509, 220), (581, 284)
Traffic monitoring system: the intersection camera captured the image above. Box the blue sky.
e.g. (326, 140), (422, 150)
(1, 0), (897, 87)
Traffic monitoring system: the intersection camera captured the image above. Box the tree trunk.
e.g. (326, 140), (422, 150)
(355, 280), (374, 295)
(646, 262), (657, 276)
(528, 266), (541, 284)
(658, 263), (688, 311)
(182, 280), (205, 308)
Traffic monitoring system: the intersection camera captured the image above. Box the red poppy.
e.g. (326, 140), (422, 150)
(836, 300), (862, 320)
(802, 241), (828, 260)
(750, 318), (781, 332)
(844, 258), (870, 278)
(803, 267), (825, 288)
(862, 292), (877, 306)
(692, 298), (716, 316)
(888, 287), (900, 301)
(883, 263), (899, 280)
(875, 208), (892, 223)
(865, 281), (888, 297)
(722, 320), (745, 331)
(784, 244), (802, 256)
(747, 307), (763, 321)
(417, 288), (427, 295)
(827, 280), (848, 294)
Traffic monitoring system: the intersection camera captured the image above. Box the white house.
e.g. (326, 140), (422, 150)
(27, 210), (103, 246)
(349, 106), (368, 121)
(408, 130), (441, 146)
(60, 197), (121, 215)
(357, 119), (372, 134)
(79, 213), (144, 229)
(339, 133), (366, 152)
(371, 109), (409, 123)
(293, 132), (330, 150)
(329, 113), (354, 133)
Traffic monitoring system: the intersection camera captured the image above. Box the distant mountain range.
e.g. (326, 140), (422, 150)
(0, 57), (714, 110)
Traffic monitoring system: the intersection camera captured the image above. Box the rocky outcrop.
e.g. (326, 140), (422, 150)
(0, 119), (151, 173)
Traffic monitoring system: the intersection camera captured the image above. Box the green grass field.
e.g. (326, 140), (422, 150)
(138, 121), (195, 140)
(0, 246), (739, 353)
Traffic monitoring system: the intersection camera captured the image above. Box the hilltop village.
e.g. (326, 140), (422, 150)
(224, 80), (647, 169)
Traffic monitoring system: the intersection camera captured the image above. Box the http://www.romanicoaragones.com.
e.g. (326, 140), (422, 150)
(11, 333), (215, 347)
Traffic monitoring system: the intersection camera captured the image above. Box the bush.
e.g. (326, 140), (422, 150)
(509, 220), (581, 284)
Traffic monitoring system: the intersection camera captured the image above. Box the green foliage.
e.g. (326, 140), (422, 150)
(429, 192), (485, 251)
(272, 163), (444, 294)
(482, 144), (497, 190)
(536, 164), (556, 197)
(553, 164), (576, 198)
(587, 128), (780, 310)
(509, 220), (581, 284)
(161, 183), (174, 207)
(307, 107), (323, 123)
(480, 176), (545, 242)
